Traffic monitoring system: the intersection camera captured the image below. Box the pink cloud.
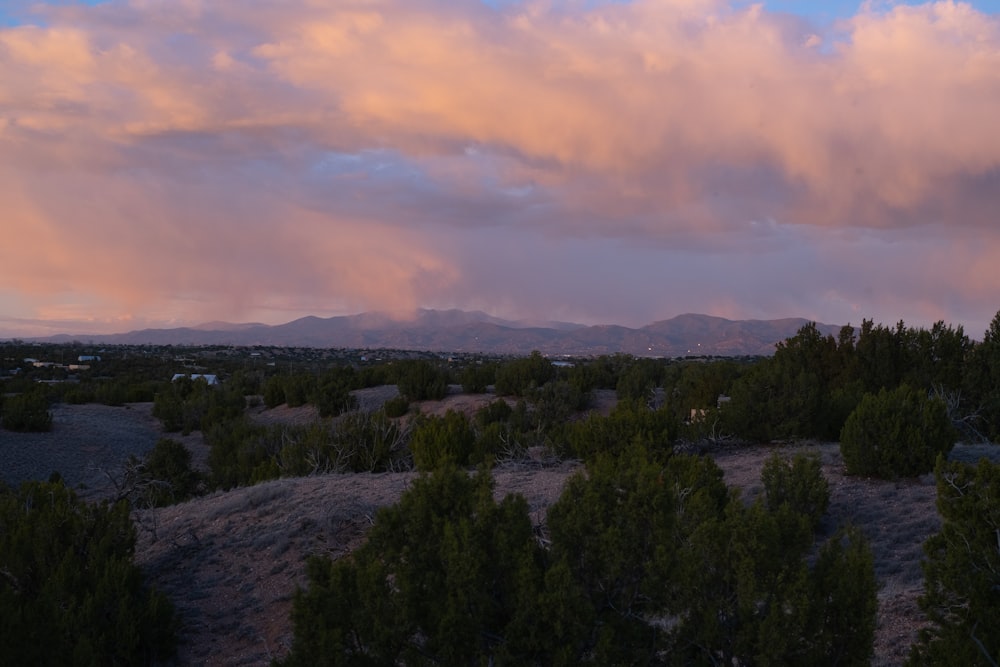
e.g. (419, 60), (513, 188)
(1, 1), (999, 335)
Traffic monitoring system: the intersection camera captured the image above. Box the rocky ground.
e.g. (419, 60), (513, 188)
(3, 391), (999, 665)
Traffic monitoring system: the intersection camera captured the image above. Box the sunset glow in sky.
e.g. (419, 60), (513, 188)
(2, 0), (999, 338)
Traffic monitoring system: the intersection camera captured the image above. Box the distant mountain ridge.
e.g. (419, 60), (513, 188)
(30, 310), (842, 356)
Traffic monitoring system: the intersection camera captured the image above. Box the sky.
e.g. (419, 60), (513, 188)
(1, 0), (1000, 339)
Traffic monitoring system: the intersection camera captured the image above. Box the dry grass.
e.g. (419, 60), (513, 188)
(5, 392), (1000, 665)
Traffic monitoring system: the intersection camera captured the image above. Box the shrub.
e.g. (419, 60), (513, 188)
(761, 452), (830, 530)
(395, 360), (449, 401)
(474, 398), (513, 429)
(280, 446), (877, 666)
(528, 379), (589, 432)
(557, 399), (676, 461)
(459, 362), (496, 394)
(0, 389), (52, 432)
(546, 448), (729, 663)
(804, 526), (878, 666)
(328, 411), (410, 472)
(312, 367), (359, 418)
(262, 375), (286, 408)
(152, 388), (184, 432)
(494, 351), (554, 397)
(279, 468), (553, 666)
(839, 384), (955, 478)
(0, 480), (178, 665)
(908, 458), (1000, 666)
(382, 395), (410, 418)
(409, 410), (477, 470)
(140, 438), (201, 506)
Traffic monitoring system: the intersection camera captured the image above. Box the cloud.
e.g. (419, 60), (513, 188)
(0, 1), (998, 334)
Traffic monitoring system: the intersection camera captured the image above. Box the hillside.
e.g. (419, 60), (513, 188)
(132, 440), (1000, 666)
(3, 400), (999, 665)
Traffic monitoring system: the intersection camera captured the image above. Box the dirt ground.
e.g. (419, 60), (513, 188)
(4, 392), (1000, 665)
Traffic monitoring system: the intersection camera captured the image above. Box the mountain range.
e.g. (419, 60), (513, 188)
(30, 310), (842, 357)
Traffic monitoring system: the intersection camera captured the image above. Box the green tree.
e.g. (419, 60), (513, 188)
(311, 366), (359, 418)
(668, 359), (742, 421)
(279, 446), (876, 666)
(262, 375), (286, 408)
(138, 438), (201, 507)
(669, 480), (875, 666)
(279, 467), (557, 666)
(527, 379), (589, 434)
(459, 361), (497, 394)
(494, 351), (555, 397)
(964, 309), (1000, 441)
(153, 385), (185, 432)
(806, 526), (878, 666)
(840, 384), (956, 478)
(410, 410), (478, 470)
(546, 448), (728, 664)
(760, 451), (829, 531)
(557, 398), (676, 461)
(0, 480), (178, 665)
(283, 373), (315, 408)
(153, 376), (242, 435)
(205, 417), (277, 489)
(615, 357), (664, 403)
(566, 355), (622, 394)
(855, 319), (911, 393)
(909, 458), (1000, 667)
(723, 323), (858, 442)
(395, 360), (449, 402)
(906, 321), (970, 392)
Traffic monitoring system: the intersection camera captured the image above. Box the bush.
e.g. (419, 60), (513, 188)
(279, 468), (553, 666)
(154, 378), (244, 435)
(262, 375), (286, 408)
(459, 362), (496, 394)
(0, 389), (52, 432)
(475, 398), (513, 429)
(280, 447), (877, 666)
(382, 395), (410, 418)
(140, 438), (201, 506)
(0, 480), (178, 665)
(327, 411), (410, 472)
(395, 360), (449, 401)
(312, 367), (359, 418)
(761, 451), (830, 531)
(546, 448), (729, 663)
(528, 379), (589, 432)
(839, 384), (955, 478)
(909, 458), (1000, 666)
(557, 399), (676, 461)
(409, 410), (477, 470)
(494, 351), (554, 397)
